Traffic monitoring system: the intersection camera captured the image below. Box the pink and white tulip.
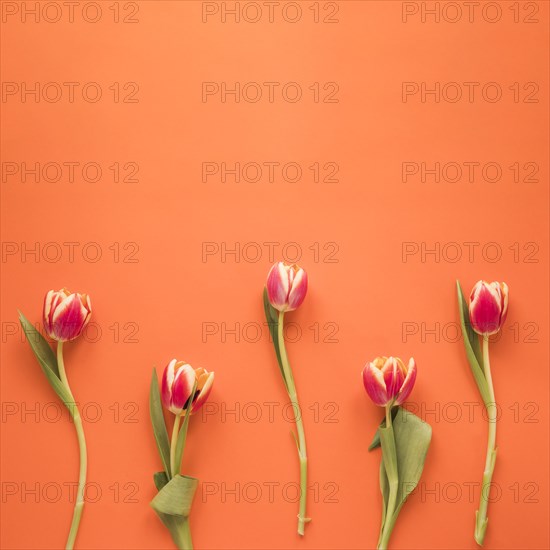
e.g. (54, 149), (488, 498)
(266, 262), (308, 312)
(161, 359), (214, 415)
(362, 356), (417, 407)
(469, 280), (509, 336)
(43, 288), (92, 342)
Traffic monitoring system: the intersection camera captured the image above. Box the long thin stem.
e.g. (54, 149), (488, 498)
(170, 414), (182, 479)
(278, 311), (309, 536)
(475, 336), (498, 546)
(57, 342), (88, 550)
(378, 405), (398, 550)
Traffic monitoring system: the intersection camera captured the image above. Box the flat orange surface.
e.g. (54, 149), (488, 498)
(1, 1), (548, 549)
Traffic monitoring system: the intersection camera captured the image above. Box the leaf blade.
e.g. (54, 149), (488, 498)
(19, 311), (59, 377)
(378, 408), (432, 543)
(392, 408), (432, 509)
(456, 281), (491, 406)
(149, 369), (171, 476)
(150, 474), (198, 518)
(263, 288), (288, 391)
(369, 407), (398, 451)
(19, 311), (74, 409)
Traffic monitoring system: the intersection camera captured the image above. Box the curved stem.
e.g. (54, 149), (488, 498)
(170, 414), (182, 479)
(278, 311), (309, 536)
(475, 335), (497, 546)
(57, 342), (88, 550)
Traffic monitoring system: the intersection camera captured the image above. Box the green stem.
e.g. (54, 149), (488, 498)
(181, 517), (193, 550)
(378, 404), (398, 550)
(170, 414), (182, 479)
(475, 336), (498, 546)
(57, 342), (88, 550)
(278, 311), (309, 536)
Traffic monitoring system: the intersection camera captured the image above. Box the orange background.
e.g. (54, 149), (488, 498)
(1, 1), (548, 549)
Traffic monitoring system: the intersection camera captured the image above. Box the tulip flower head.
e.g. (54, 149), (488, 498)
(43, 288), (92, 342)
(161, 359), (214, 416)
(266, 261), (308, 312)
(469, 280), (509, 336)
(362, 356), (417, 407)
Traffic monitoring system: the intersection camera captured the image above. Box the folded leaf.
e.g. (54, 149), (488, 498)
(150, 474), (198, 518)
(456, 281), (491, 407)
(375, 408), (432, 546)
(153, 511), (187, 548)
(368, 407), (398, 451)
(392, 408), (431, 511)
(19, 311), (74, 411)
(149, 369), (171, 476)
(263, 288), (288, 391)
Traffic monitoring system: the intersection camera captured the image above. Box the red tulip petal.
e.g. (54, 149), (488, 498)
(266, 262), (290, 311)
(192, 371), (214, 412)
(50, 293), (88, 341)
(363, 363), (388, 406)
(469, 280), (503, 335)
(170, 364), (195, 414)
(395, 358), (417, 405)
(287, 268), (308, 311)
(161, 359), (177, 411)
(382, 357), (404, 400)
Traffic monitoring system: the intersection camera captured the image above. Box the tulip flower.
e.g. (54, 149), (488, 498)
(362, 356), (417, 407)
(469, 280), (509, 336)
(362, 355), (428, 550)
(151, 359), (215, 549)
(43, 288), (92, 342)
(266, 261), (308, 312)
(457, 279), (510, 545)
(19, 288), (92, 549)
(263, 262), (310, 535)
(161, 360), (215, 416)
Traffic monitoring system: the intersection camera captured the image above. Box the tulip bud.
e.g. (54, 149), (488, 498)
(161, 360), (214, 415)
(362, 356), (417, 407)
(43, 288), (92, 342)
(469, 280), (509, 336)
(266, 261), (308, 312)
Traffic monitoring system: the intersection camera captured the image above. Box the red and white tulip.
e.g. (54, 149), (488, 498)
(362, 356), (417, 407)
(469, 280), (509, 336)
(161, 359), (214, 415)
(43, 288), (92, 342)
(266, 262), (308, 312)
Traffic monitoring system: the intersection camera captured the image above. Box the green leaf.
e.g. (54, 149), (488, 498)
(149, 369), (171, 476)
(150, 474), (198, 518)
(392, 408), (431, 510)
(456, 281), (491, 406)
(263, 288), (288, 392)
(375, 408), (432, 546)
(19, 311), (74, 411)
(368, 407), (398, 451)
(153, 512), (187, 548)
(456, 280), (484, 369)
(153, 471), (169, 492)
(151, 474), (195, 548)
(19, 311), (60, 377)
